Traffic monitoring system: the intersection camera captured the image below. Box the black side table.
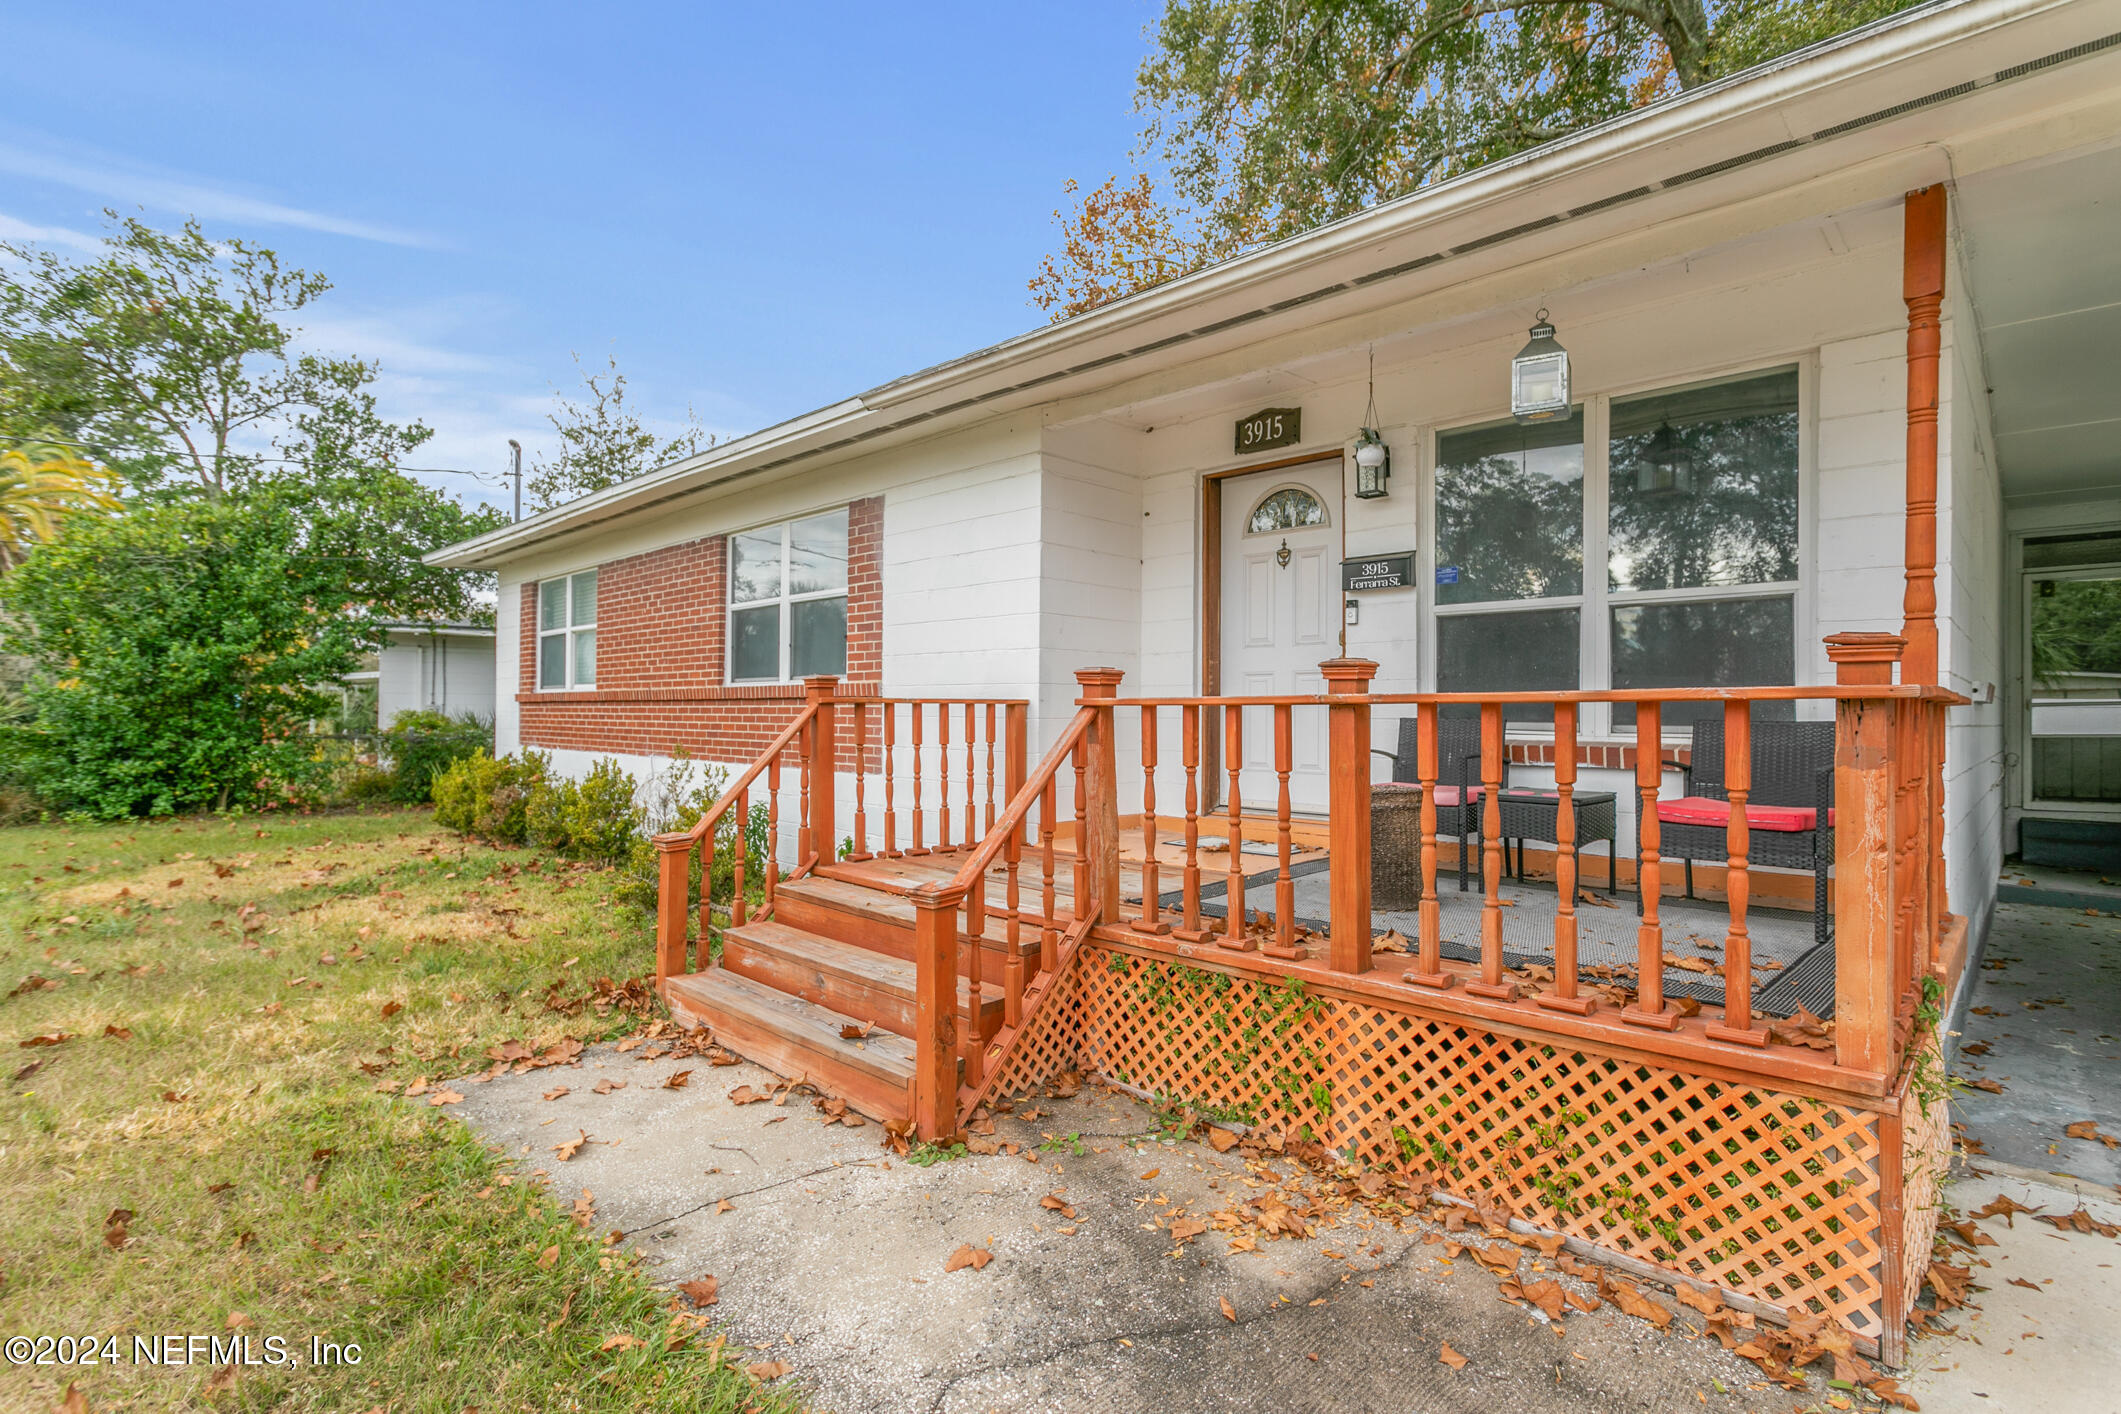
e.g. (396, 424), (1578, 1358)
(1489, 789), (1620, 894)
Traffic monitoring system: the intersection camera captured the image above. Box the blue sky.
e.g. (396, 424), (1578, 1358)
(0, 2), (1158, 509)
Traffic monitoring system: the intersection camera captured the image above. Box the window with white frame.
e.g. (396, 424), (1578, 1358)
(538, 569), (598, 690)
(1431, 365), (1802, 729)
(728, 508), (849, 683)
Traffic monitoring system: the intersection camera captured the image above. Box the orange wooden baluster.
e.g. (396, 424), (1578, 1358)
(1071, 737), (1090, 922)
(985, 703), (998, 833)
(1465, 703), (1516, 1000)
(908, 703), (927, 856)
(730, 786), (749, 929)
(1039, 774), (1060, 969)
(966, 702), (979, 849)
(1627, 701), (1678, 1029)
(1263, 704), (1301, 959)
(937, 702), (953, 853)
(1708, 700), (1766, 1046)
(1219, 703), (1253, 951)
(1539, 702), (1592, 1014)
(696, 825), (716, 961)
(959, 904), (983, 1090)
(1136, 705), (1169, 935)
(764, 750), (781, 915)
(849, 702), (870, 862)
(794, 717), (812, 864)
(1004, 800), (1024, 1026)
(1175, 704), (1208, 941)
(882, 704), (898, 858)
(1407, 702), (1449, 987)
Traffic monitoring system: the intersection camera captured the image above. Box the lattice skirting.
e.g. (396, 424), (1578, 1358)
(1894, 1040), (1951, 1331)
(986, 943), (1946, 1357)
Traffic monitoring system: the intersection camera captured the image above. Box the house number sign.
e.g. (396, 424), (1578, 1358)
(1234, 407), (1301, 455)
(1342, 553), (1414, 591)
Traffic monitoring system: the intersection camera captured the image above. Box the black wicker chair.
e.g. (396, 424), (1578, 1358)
(1646, 718), (1835, 946)
(1371, 716), (1489, 891)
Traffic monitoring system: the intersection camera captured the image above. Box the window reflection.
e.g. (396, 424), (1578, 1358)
(1434, 411), (1584, 605)
(1608, 368), (1798, 593)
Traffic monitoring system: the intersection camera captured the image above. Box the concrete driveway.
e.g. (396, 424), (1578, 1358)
(450, 1041), (1806, 1414)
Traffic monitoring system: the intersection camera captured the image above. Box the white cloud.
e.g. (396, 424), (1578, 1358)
(0, 211), (103, 253)
(0, 142), (437, 248)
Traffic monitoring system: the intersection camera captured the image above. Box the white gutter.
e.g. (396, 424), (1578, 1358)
(428, 0), (2093, 570)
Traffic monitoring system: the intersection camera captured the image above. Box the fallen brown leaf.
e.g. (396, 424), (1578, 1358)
(1438, 1341), (1467, 1369)
(678, 1276), (719, 1307)
(1220, 1295), (1237, 1321)
(664, 1069), (693, 1090)
(553, 1130), (589, 1161)
(747, 1359), (793, 1380)
(945, 1243), (995, 1272)
(537, 1244), (559, 1269)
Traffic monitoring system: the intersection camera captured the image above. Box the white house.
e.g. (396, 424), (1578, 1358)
(431, 0), (2121, 987)
(343, 622), (498, 728)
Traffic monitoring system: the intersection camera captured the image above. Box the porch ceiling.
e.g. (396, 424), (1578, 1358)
(1959, 138), (2121, 501)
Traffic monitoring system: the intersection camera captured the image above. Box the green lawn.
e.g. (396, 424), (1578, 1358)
(0, 807), (795, 1413)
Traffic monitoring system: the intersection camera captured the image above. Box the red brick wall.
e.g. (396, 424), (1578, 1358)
(517, 497), (883, 764)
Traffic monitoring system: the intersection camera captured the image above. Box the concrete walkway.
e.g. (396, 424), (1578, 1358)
(451, 1045), (1796, 1414)
(1899, 1164), (2121, 1414)
(1951, 901), (2121, 1188)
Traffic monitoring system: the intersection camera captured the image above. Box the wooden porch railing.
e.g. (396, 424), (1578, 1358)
(1043, 640), (1956, 1105)
(653, 641), (1960, 1135)
(651, 699), (820, 984)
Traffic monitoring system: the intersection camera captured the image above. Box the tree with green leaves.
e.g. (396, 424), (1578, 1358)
(0, 493), (374, 816)
(0, 214), (503, 615)
(527, 353), (713, 512)
(1036, 0), (1923, 316)
(0, 215), (511, 812)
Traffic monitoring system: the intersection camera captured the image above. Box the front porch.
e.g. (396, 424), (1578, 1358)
(649, 640), (1959, 1363)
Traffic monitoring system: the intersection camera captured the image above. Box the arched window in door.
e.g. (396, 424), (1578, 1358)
(1245, 485), (1329, 535)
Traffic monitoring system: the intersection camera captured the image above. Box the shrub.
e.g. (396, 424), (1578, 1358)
(431, 749), (548, 843)
(526, 757), (644, 865)
(616, 752), (767, 919)
(384, 709), (492, 804)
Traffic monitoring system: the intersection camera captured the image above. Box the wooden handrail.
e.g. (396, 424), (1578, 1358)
(946, 708), (1096, 892)
(651, 704), (818, 847)
(1089, 685), (1968, 707)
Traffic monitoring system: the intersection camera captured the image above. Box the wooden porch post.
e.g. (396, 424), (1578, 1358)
(803, 675), (839, 863)
(1826, 632), (1906, 1075)
(910, 880), (965, 1140)
(1901, 185), (1947, 687)
(1075, 668), (1125, 924)
(654, 834), (691, 986)
(1322, 659), (1377, 975)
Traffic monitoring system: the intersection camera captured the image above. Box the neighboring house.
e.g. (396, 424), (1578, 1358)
(341, 622), (497, 728)
(428, 0), (2121, 1362)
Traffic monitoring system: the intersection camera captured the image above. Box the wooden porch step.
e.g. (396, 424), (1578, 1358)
(722, 918), (1003, 1043)
(774, 876), (1043, 988)
(663, 967), (914, 1124)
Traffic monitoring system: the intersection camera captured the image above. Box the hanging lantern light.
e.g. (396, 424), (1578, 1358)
(1352, 346), (1391, 499)
(1511, 309), (1571, 424)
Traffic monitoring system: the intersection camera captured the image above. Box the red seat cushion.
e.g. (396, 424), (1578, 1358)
(1423, 785), (1483, 806)
(1655, 796), (1830, 832)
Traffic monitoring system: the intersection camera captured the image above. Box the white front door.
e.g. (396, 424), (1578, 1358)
(1220, 461), (1341, 815)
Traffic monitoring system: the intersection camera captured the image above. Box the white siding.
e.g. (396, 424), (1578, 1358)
(377, 631), (498, 726)
(1939, 300), (2007, 948)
